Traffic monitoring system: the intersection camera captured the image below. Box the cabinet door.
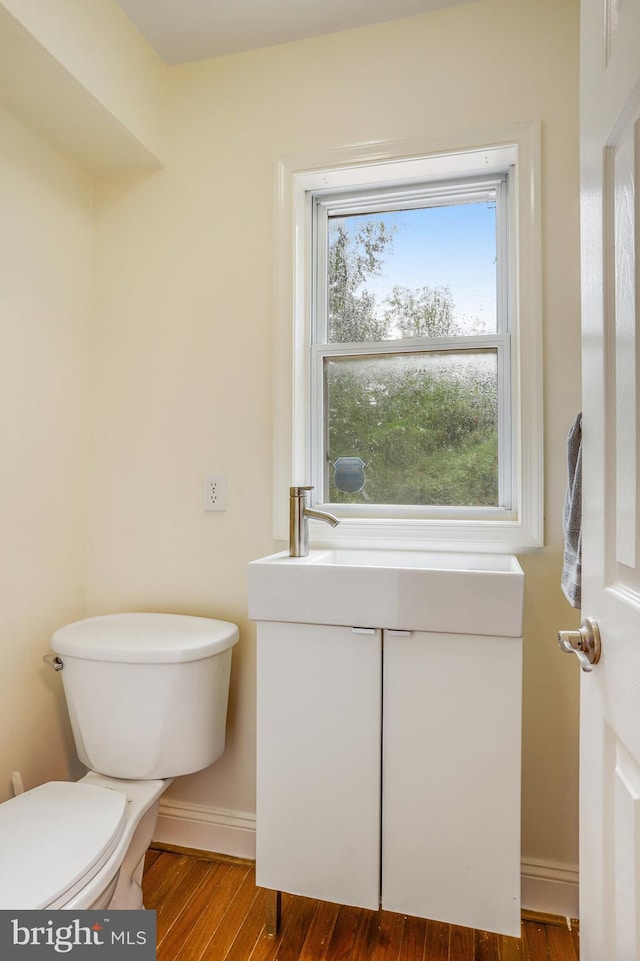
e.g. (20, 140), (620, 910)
(256, 622), (381, 909)
(382, 630), (522, 936)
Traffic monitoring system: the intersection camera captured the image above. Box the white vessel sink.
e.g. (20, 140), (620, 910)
(248, 549), (524, 637)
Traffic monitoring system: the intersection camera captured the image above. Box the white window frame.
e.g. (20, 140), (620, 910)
(272, 123), (543, 553)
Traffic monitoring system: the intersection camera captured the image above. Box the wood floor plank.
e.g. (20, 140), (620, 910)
(221, 883), (268, 961)
(143, 848), (162, 871)
(140, 851), (177, 904)
(569, 923), (579, 959)
(162, 864), (250, 961)
(248, 893), (318, 961)
(348, 908), (382, 960)
(323, 903), (366, 960)
(246, 894), (305, 961)
(474, 929), (500, 961)
(154, 857), (212, 944)
(268, 896), (319, 961)
(450, 924), (475, 961)
(155, 862), (230, 959)
(498, 927), (524, 961)
(545, 924), (577, 961)
(398, 913), (427, 961)
(423, 918), (450, 961)
(522, 920), (550, 961)
(370, 908), (404, 961)
(196, 868), (260, 961)
(143, 853), (200, 910)
(297, 899), (341, 961)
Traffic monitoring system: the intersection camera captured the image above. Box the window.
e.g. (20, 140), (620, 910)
(310, 177), (510, 517)
(274, 126), (543, 551)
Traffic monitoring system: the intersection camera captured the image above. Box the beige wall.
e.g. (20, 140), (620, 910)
(0, 101), (92, 799)
(0, 0), (166, 167)
(0, 0), (581, 907)
(88, 0), (582, 875)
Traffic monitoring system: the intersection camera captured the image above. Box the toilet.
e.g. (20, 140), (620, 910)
(0, 612), (238, 911)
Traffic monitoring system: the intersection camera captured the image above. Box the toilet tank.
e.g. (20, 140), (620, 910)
(51, 613), (239, 780)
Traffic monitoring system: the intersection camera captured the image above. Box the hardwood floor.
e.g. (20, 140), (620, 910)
(142, 847), (579, 961)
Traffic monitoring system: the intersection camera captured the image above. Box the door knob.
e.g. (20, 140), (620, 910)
(558, 618), (601, 672)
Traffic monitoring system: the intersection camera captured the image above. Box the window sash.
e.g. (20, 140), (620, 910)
(310, 176), (512, 519)
(311, 334), (512, 516)
(312, 176), (509, 346)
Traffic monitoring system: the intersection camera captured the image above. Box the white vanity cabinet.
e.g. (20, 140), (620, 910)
(256, 621), (523, 937)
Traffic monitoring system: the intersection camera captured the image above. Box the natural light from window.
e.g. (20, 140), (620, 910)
(274, 128), (543, 551)
(328, 201), (497, 339)
(312, 182), (508, 514)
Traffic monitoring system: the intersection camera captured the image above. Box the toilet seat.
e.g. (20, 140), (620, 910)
(0, 781), (127, 909)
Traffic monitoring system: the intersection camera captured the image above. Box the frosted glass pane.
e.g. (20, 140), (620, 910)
(324, 350), (498, 507)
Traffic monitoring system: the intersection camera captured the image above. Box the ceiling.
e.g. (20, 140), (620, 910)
(115, 0), (477, 65)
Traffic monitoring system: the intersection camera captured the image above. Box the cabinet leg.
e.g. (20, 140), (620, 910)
(264, 888), (281, 937)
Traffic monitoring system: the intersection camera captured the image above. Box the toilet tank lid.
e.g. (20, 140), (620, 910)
(51, 613), (239, 663)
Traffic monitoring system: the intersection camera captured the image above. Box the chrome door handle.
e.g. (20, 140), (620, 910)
(558, 618), (601, 672)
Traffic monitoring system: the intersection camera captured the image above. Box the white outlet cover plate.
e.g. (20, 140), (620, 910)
(203, 474), (227, 511)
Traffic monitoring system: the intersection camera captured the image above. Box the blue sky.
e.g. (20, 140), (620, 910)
(332, 201), (497, 335)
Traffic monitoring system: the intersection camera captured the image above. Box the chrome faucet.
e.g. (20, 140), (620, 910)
(289, 486), (339, 557)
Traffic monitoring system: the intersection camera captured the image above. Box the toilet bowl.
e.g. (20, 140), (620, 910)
(0, 613), (238, 910)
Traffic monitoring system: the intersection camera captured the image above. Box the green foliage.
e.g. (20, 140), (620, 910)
(328, 221), (393, 342)
(326, 357), (498, 506)
(384, 285), (458, 339)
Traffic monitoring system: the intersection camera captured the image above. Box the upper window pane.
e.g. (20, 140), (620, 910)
(327, 200), (497, 343)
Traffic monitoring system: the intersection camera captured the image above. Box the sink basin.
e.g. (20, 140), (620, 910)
(306, 548), (518, 570)
(248, 549), (524, 637)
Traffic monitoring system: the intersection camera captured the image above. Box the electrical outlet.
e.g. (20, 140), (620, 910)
(203, 474), (227, 511)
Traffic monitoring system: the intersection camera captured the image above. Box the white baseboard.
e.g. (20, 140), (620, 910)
(154, 801), (579, 918)
(521, 857), (579, 918)
(154, 798), (256, 860)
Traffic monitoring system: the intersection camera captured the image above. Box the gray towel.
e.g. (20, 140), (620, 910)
(561, 413), (582, 609)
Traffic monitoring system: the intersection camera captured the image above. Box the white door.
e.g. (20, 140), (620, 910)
(575, 2), (640, 958)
